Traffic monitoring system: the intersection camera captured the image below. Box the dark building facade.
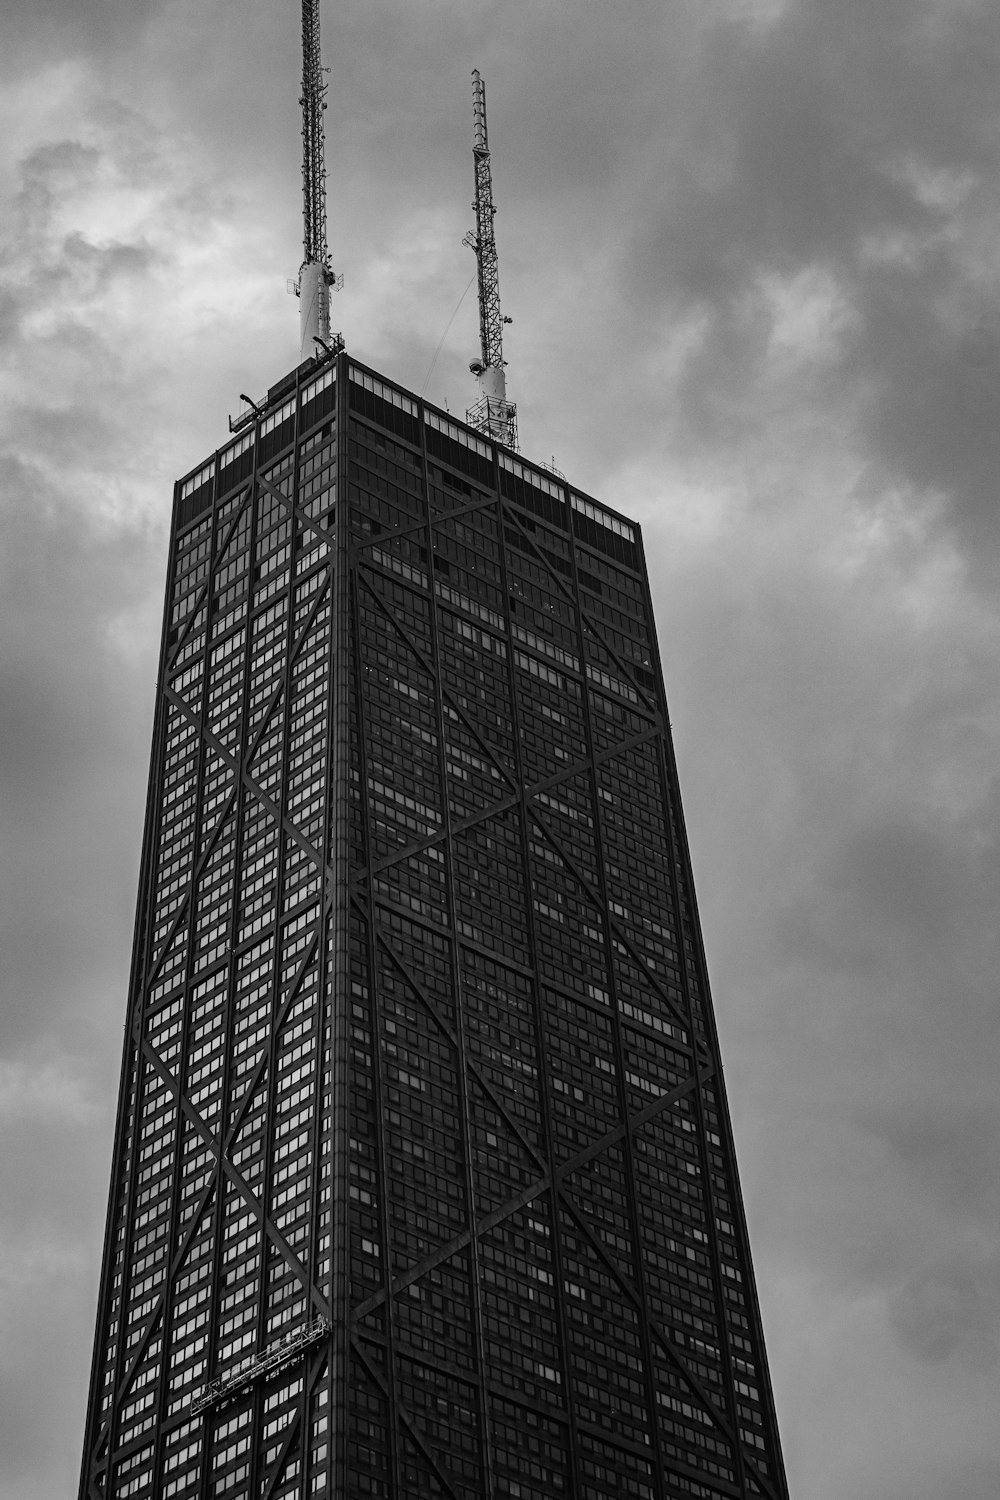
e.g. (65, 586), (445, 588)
(79, 348), (788, 1500)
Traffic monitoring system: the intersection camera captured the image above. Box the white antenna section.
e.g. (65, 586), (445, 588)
(463, 70), (517, 449)
(295, 0), (341, 361)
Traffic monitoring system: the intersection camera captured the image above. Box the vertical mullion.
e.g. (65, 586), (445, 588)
(495, 487), (584, 1499)
(261, 436), (311, 1497)
(325, 351), (354, 1495)
(565, 516), (670, 1500)
(196, 466), (260, 1500)
(294, 394), (339, 1500)
(421, 424), (497, 1500)
(154, 488), (221, 1499)
(349, 556), (404, 1496)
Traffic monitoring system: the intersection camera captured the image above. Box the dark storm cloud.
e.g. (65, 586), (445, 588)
(638, 427), (1000, 1482)
(614, 0), (1000, 555)
(0, 480), (157, 1048)
(0, 95), (183, 1500)
(3, 2), (1000, 1496)
(857, 280), (1000, 565)
(0, 62), (282, 1073)
(0, 138), (151, 358)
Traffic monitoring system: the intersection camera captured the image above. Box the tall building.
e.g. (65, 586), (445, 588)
(78, 347), (789, 1500)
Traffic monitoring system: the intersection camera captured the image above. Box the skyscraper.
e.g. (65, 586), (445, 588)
(78, 348), (789, 1500)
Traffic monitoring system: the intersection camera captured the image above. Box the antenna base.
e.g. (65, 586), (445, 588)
(298, 259), (339, 362)
(466, 392), (518, 452)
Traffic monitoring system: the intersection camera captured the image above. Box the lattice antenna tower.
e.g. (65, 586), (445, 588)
(296, 0), (342, 360)
(464, 69), (518, 449)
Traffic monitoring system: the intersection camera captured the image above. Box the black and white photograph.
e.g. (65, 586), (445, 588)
(1, 4), (999, 1498)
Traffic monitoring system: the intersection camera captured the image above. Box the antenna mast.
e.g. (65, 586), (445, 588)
(296, 0), (341, 360)
(464, 70), (517, 449)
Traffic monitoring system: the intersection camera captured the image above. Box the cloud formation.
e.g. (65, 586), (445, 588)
(1, 3), (999, 1497)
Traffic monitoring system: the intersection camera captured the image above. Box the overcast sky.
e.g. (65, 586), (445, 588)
(2, 2), (999, 1496)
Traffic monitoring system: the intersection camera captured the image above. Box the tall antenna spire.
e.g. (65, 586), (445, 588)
(296, 0), (340, 360)
(464, 69), (517, 449)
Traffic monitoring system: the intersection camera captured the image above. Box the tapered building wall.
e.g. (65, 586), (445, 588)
(80, 348), (788, 1500)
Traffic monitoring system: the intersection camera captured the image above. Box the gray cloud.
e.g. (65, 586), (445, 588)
(870, 1100), (1000, 1224)
(888, 1457), (1000, 1500)
(888, 1247), (1000, 1367)
(605, 2), (1000, 560)
(0, 0), (161, 79)
(0, 488), (156, 1049)
(0, 104), (175, 1500)
(2, 3), (1000, 1498)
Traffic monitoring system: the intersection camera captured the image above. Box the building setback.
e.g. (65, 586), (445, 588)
(79, 347), (789, 1500)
